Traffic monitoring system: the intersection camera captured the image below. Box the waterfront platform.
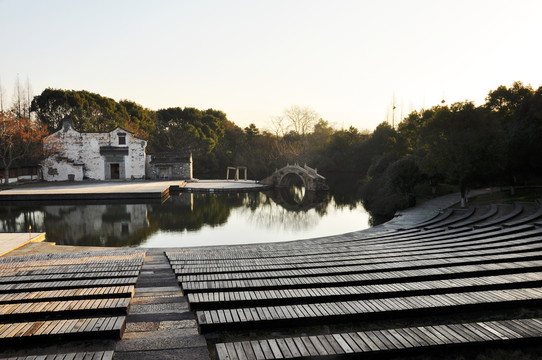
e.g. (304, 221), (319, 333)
(0, 179), (271, 202)
(0, 232), (46, 257)
(182, 179), (271, 192)
(0, 181), (185, 202)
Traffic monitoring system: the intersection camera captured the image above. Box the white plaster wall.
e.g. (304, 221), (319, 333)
(43, 122), (147, 181)
(42, 156), (84, 181)
(123, 130), (147, 179)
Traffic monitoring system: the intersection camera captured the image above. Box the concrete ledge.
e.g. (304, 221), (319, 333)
(182, 180), (272, 193)
(0, 233), (46, 257)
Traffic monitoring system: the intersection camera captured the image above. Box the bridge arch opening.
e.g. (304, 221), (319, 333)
(278, 173), (306, 204)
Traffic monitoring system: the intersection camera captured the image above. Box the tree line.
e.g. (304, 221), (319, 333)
(361, 82), (542, 221)
(2, 82), (542, 224)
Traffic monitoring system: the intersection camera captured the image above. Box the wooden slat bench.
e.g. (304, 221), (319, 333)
(0, 285), (135, 304)
(449, 204), (499, 229)
(474, 202), (524, 228)
(0, 264), (142, 277)
(0, 316), (126, 345)
(181, 260), (542, 293)
(167, 225), (542, 267)
(215, 318), (542, 359)
(196, 287), (542, 333)
(0, 350), (114, 360)
(0, 277), (139, 294)
(186, 272), (542, 310)
(0, 297), (130, 321)
(0, 270), (141, 284)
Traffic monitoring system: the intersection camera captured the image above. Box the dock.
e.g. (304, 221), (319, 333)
(181, 179), (271, 193)
(0, 179), (271, 202)
(0, 233), (46, 257)
(0, 181), (185, 202)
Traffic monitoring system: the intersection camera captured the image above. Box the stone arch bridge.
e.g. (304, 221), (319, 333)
(259, 164), (329, 191)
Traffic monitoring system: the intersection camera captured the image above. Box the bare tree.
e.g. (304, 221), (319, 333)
(271, 105), (320, 136)
(10, 75), (33, 119)
(270, 114), (289, 137)
(12, 75), (23, 118)
(24, 76), (33, 119)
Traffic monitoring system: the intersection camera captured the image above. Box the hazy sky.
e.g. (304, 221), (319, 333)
(1, 0), (540, 131)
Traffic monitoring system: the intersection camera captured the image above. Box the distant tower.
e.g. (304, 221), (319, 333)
(391, 92), (397, 129)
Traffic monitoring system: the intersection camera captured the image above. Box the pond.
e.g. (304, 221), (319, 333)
(0, 178), (372, 248)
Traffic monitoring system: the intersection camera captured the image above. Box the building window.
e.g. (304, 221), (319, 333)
(118, 134), (126, 145)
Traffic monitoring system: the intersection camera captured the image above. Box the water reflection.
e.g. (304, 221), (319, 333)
(239, 191), (324, 232)
(0, 178), (370, 247)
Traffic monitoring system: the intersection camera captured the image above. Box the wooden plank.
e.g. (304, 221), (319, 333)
(338, 332), (362, 352)
(372, 329), (400, 349)
(241, 341), (257, 360)
(308, 335), (329, 356)
(364, 331), (388, 350)
(347, 332), (373, 351)
(284, 337), (301, 358)
(300, 336), (320, 356)
(258, 340), (275, 359)
(267, 339), (284, 359)
(225, 342), (239, 360)
(250, 340), (266, 360)
(476, 322), (509, 340)
(233, 342), (248, 360)
(355, 331), (380, 351)
(394, 328), (419, 348)
(292, 337), (310, 357)
(332, 333), (354, 353)
(379, 329), (408, 349)
(275, 338), (293, 358)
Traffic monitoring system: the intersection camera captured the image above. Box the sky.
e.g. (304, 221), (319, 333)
(1, 0), (541, 132)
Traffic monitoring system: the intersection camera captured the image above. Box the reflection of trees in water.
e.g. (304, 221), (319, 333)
(0, 206), (45, 233)
(147, 193), (244, 232)
(324, 172), (364, 210)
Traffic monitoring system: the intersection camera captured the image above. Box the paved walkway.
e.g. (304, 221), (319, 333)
(184, 179), (270, 192)
(378, 188), (502, 230)
(0, 232), (46, 257)
(0, 181), (186, 201)
(114, 249), (209, 360)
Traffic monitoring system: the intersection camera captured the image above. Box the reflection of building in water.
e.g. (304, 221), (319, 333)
(45, 204), (149, 246)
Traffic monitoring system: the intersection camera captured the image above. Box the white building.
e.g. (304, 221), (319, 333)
(42, 119), (147, 181)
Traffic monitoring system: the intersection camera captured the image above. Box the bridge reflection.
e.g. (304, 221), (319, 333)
(271, 186), (328, 212)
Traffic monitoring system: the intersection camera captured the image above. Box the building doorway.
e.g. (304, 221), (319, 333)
(110, 164), (120, 179)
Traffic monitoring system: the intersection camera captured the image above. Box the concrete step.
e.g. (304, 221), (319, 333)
(115, 250), (209, 359)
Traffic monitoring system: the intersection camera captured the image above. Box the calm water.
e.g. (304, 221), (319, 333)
(0, 179), (371, 248)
